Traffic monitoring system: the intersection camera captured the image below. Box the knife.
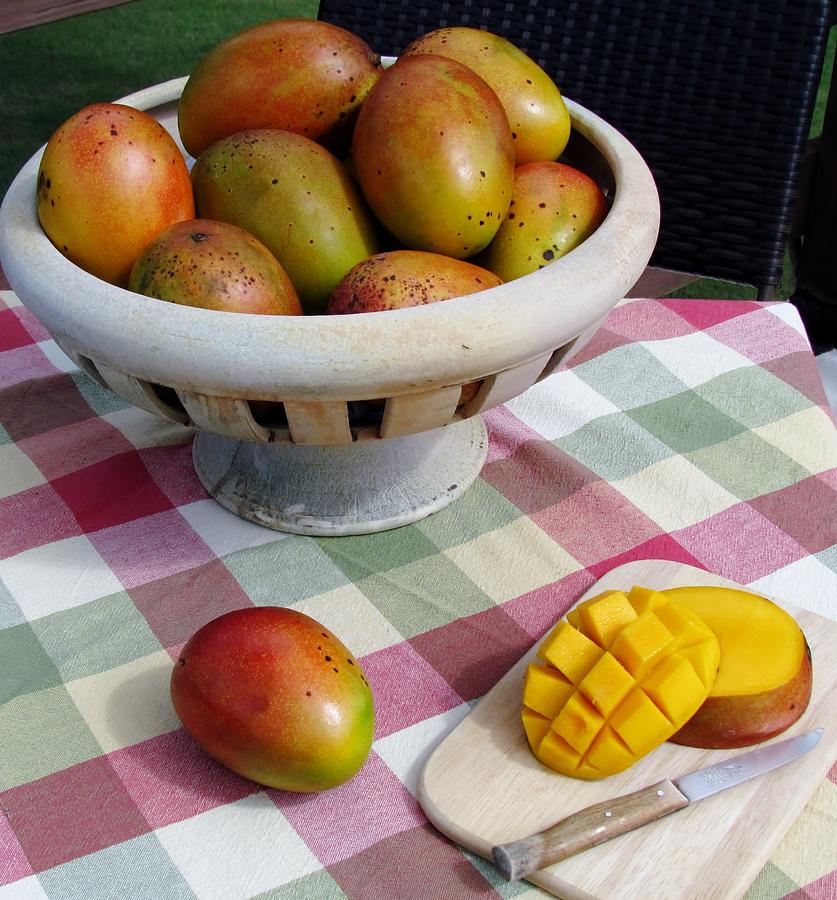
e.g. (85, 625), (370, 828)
(492, 728), (823, 882)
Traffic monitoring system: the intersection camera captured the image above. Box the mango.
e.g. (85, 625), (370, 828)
(522, 586), (720, 779)
(36, 103), (194, 287)
(664, 586), (812, 748)
(326, 249), (502, 313)
(191, 129), (379, 313)
(128, 219), (302, 315)
(402, 27), (571, 165)
(352, 54), (515, 258)
(170, 607), (375, 792)
(178, 19), (382, 158)
(479, 161), (607, 281)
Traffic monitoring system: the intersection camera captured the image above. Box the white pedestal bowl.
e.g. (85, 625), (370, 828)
(0, 77), (659, 535)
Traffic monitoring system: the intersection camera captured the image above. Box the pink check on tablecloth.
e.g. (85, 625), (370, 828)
(1, 290), (835, 900)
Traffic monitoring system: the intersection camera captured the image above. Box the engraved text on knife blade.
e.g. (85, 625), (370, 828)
(673, 730), (822, 803)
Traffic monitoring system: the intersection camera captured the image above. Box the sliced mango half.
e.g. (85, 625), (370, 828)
(522, 585), (720, 779)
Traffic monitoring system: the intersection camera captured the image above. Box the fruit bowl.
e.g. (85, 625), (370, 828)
(0, 75), (659, 536)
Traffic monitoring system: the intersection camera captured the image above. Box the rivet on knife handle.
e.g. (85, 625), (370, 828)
(492, 779), (689, 881)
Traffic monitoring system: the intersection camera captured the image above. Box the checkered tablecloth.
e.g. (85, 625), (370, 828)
(1, 289), (835, 899)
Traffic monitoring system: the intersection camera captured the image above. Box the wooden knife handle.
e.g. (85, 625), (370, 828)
(492, 778), (690, 881)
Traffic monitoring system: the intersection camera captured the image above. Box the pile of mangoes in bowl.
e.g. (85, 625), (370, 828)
(35, 18), (608, 318)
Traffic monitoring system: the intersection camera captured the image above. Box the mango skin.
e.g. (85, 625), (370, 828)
(191, 129), (379, 314)
(327, 249), (502, 313)
(671, 647), (812, 749)
(170, 607), (375, 792)
(479, 161), (608, 281)
(128, 219), (302, 315)
(36, 103), (195, 287)
(178, 19), (382, 158)
(402, 27), (571, 165)
(352, 54), (515, 259)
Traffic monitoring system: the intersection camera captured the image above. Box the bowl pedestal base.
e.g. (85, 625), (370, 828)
(192, 417), (489, 536)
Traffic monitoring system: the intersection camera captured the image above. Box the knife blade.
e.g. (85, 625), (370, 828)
(492, 728), (822, 882)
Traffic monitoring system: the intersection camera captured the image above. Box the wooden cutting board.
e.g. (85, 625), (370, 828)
(418, 560), (837, 900)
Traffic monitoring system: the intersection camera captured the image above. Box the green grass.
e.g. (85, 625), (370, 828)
(0, 5), (832, 301)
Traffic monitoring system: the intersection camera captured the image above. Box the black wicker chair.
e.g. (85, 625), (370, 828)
(318, 0), (835, 331)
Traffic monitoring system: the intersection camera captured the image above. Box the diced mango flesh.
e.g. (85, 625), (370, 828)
(537, 621), (601, 683)
(610, 611), (674, 679)
(608, 686), (674, 757)
(586, 725), (637, 775)
(522, 587), (719, 779)
(677, 642), (720, 690)
(640, 653), (707, 725)
(565, 607), (582, 632)
(551, 692), (604, 754)
(577, 590), (638, 648)
(538, 729), (584, 775)
(654, 602), (716, 651)
(523, 663), (574, 719)
(627, 585), (668, 614)
(521, 707), (552, 752)
(578, 652), (635, 717)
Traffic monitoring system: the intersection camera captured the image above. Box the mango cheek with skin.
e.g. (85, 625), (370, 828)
(663, 586), (813, 749)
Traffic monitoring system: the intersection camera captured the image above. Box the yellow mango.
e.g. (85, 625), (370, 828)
(677, 642), (721, 690)
(654, 601), (717, 651)
(627, 585), (669, 613)
(537, 621), (600, 684)
(578, 651), (635, 717)
(551, 692), (604, 755)
(566, 607), (582, 631)
(577, 590), (638, 649)
(641, 654), (708, 724)
(586, 726), (636, 774)
(521, 588), (720, 779)
(522, 664), (574, 719)
(610, 611), (674, 679)
(608, 687), (673, 757)
(664, 587), (805, 697)
(521, 707), (552, 752)
(538, 730), (582, 774)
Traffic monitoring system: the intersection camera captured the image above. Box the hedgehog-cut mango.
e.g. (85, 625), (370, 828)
(522, 587), (720, 779)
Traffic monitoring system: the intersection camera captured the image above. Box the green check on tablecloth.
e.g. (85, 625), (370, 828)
(1, 292), (835, 899)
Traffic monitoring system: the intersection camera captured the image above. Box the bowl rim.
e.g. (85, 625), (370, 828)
(0, 75), (660, 400)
